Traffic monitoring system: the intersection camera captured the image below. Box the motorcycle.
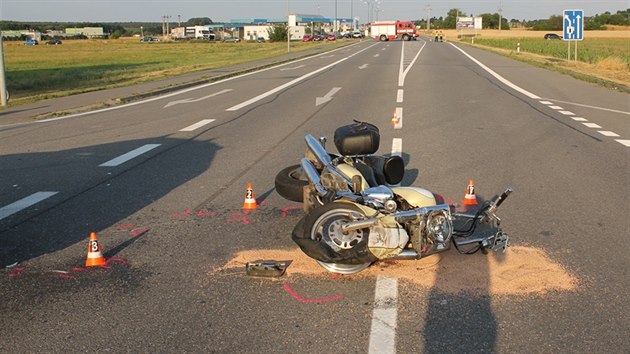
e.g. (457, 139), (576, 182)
(275, 121), (512, 274)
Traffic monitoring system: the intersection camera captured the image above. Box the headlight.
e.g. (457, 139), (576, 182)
(426, 210), (452, 244)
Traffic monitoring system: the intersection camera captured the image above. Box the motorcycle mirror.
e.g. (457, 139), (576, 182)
(352, 175), (363, 194)
(319, 135), (327, 148)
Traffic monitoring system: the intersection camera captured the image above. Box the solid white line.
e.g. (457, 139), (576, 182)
(0, 192), (58, 221)
(368, 276), (398, 354)
(549, 106), (564, 110)
(99, 144), (161, 167)
(582, 122), (602, 129)
(179, 119), (216, 132)
(226, 43), (379, 111)
(615, 140), (630, 147)
(559, 111), (575, 115)
(396, 89), (404, 103)
(449, 43), (541, 99)
(539, 101), (553, 105)
(572, 117), (588, 121)
(598, 131), (620, 137)
(392, 138), (402, 157)
(393, 107), (403, 130)
(540, 97), (630, 115)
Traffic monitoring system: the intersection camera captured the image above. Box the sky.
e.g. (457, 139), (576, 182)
(0, 0), (627, 23)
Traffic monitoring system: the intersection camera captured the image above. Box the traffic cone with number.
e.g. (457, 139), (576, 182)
(243, 183), (258, 210)
(462, 179), (478, 205)
(391, 110), (399, 125)
(85, 232), (106, 267)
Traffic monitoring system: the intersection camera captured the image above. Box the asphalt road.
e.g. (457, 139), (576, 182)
(1, 38), (628, 353)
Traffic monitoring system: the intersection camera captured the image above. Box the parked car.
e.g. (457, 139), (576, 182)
(140, 36), (160, 42)
(313, 34), (325, 41)
(326, 33), (336, 41)
(544, 33), (562, 40)
(223, 37), (241, 43)
(352, 30), (364, 38)
(24, 39), (39, 46)
(256, 37), (265, 43)
(302, 35), (313, 42)
(46, 39), (62, 45)
(342, 32), (352, 39)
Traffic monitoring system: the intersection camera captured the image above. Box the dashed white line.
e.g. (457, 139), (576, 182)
(393, 108), (403, 129)
(616, 140), (630, 147)
(99, 144), (161, 167)
(549, 106), (564, 110)
(559, 111), (575, 115)
(539, 101), (553, 105)
(368, 276), (398, 354)
(598, 131), (620, 137)
(0, 192), (58, 221)
(180, 119), (216, 132)
(396, 89), (404, 103)
(582, 122), (602, 129)
(572, 117), (588, 121)
(391, 138), (402, 157)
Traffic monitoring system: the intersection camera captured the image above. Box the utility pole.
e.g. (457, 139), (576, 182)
(0, 34), (7, 106)
(498, 0), (503, 30)
(425, 4), (432, 30)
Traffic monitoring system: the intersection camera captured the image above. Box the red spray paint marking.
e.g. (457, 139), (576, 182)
(115, 224), (136, 230)
(283, 284), (343, 303)
(105, 257), (128, 266)
(197, 209), (218, 217)
(282, 206), (303, 218)
(172, 209), (192, 218)
(58, 273), (75, 279)
(131, 227), (151, 237)
(226, 211), (251, 224)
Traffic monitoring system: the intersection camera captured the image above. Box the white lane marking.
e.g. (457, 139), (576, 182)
(99, 144), (161, 167)
(374, 54), (380, 57)
(549, 105), (564, 110)
(398, 41), (426, 87)
(572, 117), (588, 121)
(316, 87), (342, 106)
(449, 43), (541, 99)
(0, 192), (58, 221)
(616, 140), (630, 147)
(11, 42), (367, 126)
(279, 64), (305, 71)
(320, 55), (335, 58)
(393, 107), (403, 129)
(226, 43), (379, 111)
(582, 122), (602, 129)
(179, 119), (216, 132)
(359, 64), (369, 69)
(540, 98), (630, 115)
(391, 138), (402, 157)
(598, 131), (620, 137)
(382, 48), (387, 51)
(559, 111), (575, 115)
(368, 276), (398, 354)
(397, 89), (404, 103)
(540, 101), (553, 105)
(163, 89), (232, 108)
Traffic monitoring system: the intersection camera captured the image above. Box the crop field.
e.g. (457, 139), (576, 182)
(2, 39), (346, 104)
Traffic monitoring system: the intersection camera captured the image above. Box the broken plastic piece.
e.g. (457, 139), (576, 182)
(245, 260), (290, 277)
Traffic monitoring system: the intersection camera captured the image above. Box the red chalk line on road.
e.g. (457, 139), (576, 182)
(283, 284), (343, 303)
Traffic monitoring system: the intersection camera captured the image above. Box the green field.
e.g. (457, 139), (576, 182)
(3, 39), (346, 105)
(470, 37), (630, 68)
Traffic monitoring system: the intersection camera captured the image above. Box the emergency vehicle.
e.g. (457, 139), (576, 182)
(370, 21), (418, 41)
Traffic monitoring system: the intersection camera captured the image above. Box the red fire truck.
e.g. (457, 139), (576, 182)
(371, 21), (418, 41)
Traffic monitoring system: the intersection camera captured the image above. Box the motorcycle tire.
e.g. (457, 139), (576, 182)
(292, 202), (376, 274)
(275, 164), (308, 202)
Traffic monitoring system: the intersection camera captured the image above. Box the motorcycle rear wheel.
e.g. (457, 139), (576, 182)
(315, 260), (371, 274)
(275, 164), (308, 202)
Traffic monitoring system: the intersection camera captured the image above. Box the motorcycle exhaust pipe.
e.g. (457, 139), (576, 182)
(305, 134), (333, 166)
(384, 249), (421, 260)
(300, 158), (329, 197)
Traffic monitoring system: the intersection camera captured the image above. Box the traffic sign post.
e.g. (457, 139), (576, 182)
(563, 9), (584, 62)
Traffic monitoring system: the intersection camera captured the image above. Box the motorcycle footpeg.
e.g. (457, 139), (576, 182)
(492, 231), (510, 253)
(245, 260), (290, 277)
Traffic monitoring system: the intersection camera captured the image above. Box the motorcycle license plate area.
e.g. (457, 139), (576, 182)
(245, 260), (290, 277)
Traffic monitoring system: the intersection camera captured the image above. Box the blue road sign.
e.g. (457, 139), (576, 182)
(563, 9), (584, 41)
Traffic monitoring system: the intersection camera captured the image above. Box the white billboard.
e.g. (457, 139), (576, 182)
(456, 17), (482, 30)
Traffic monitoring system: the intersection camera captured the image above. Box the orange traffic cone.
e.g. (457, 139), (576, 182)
(391, 110), (399, 125)
(85, 232), (106, 267)
(462, 179), (478, 205)
(243, 183), (258, 210)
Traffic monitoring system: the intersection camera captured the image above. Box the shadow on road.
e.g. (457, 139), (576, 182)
(0, 135), (220, 267)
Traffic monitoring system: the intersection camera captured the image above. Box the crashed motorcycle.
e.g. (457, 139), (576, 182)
(275, 121), (512, 274)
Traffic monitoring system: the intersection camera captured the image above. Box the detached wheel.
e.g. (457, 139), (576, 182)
(275, 165), (308, 202)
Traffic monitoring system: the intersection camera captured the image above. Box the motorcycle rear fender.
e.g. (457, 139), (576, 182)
(336, 163), (371, 191)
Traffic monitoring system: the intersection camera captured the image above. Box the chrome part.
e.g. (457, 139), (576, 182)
(305, 134), (332, 166)
(311, 208), (366, 252)
(393, 204), (451, 223)
(300, 158), (328, 196)
(361, 186), (395, 209)
(426, 210), (453, 245)
(315, 260), (371, 274)
(319, 135), (328, 149)
(492, 231), (509, 253)
(340, 217), (379, 233)
(384, 199), (398, 213)
(367, 225), (409, 259)
(382, 249), (420, 260)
